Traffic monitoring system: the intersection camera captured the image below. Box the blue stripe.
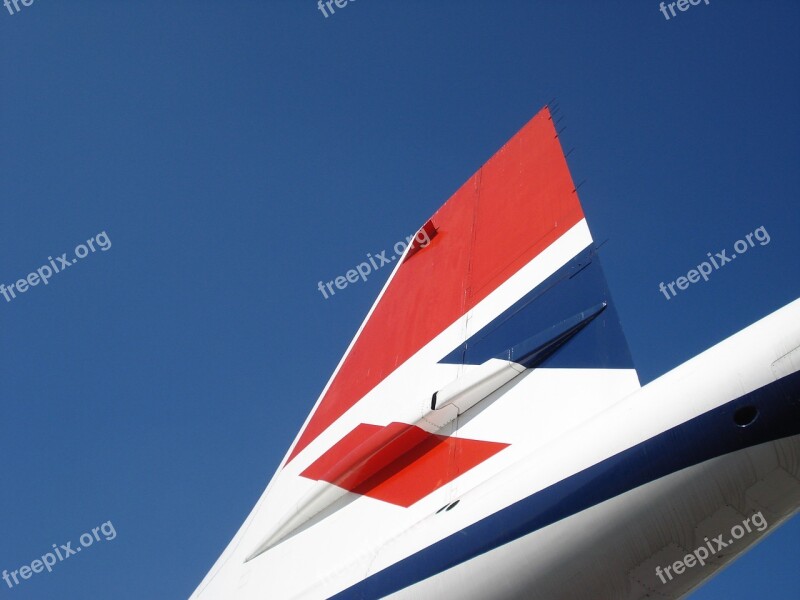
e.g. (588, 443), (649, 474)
(438, 246), (635, 370)
(331, 369), (800, 599)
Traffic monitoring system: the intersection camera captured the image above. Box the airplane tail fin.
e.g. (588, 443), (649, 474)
(285, 105), (638, 468)
(193, 105), (642, 599)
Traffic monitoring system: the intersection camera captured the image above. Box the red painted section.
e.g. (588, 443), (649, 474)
(301, 422), (509, 507)
(288, 106), (583, 464)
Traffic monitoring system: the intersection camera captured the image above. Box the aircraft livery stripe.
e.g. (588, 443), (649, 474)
(438, 244), (635, 369)
(330, 369), (800, 599)
(300, 422), (509, 507)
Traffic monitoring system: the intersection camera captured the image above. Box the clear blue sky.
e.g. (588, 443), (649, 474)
(1, 2), (798, 598)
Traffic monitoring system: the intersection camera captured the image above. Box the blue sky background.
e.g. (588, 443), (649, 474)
(1, 1), (798, 598)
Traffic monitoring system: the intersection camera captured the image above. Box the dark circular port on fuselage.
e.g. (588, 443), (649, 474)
(733, 405), (759, 427)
